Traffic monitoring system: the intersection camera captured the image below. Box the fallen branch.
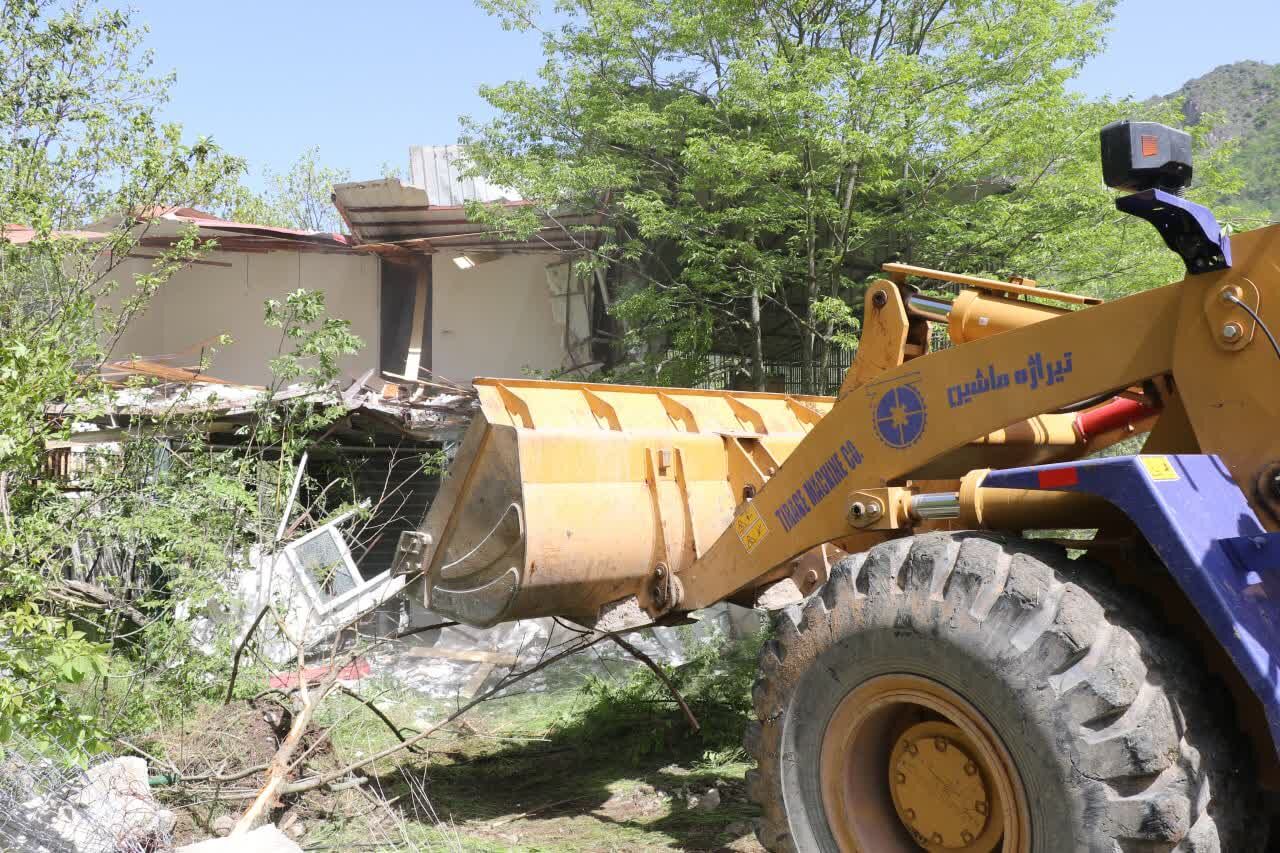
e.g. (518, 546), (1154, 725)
(233, 624), (329, 834)
(53, 579), (147, 626)
(275, 632), (608, 797)
(388, 620), (460, 641)
(336, 685), (426, 753)
(608, 633), (700, 733)
(113, 736), (179, 777)
(225, 605), (271, 704)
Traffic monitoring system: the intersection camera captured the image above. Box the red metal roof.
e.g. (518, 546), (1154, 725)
(4, 208), (358, 253)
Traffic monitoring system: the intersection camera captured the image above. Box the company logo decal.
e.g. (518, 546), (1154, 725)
(872, 383), (927, 448)
(772, 440), (864, 533)
(946, 351), (1073, 409)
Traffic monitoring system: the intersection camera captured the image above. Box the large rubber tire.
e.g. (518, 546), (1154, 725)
(745, 532), (1261, 852)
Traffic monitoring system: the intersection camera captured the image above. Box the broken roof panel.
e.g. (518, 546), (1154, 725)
(97, 207), (360, 254)
(0, 224), (113, 244)
(332, 180), (601, 253)
(332, 144), (602, 253)
(5, 208), (361, 255)
(330, 178), (435, 243)
(409, 144), (523, 208)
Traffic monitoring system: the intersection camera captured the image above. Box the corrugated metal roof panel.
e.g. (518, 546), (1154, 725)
(332, 152), (598, 253)
(408, 145), (523, 207)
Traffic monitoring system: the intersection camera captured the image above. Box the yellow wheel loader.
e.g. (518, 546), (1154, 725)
(398, 121), (1280, 850)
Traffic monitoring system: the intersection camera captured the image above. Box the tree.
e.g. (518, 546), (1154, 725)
(0, 0), (243, 750)
(221, 147), (351, 233)
(463, 0), (1241, 392)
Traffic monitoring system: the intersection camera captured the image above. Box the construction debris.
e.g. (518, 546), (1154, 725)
(8, 756), (175, 853)
(52, 368), (478, 442)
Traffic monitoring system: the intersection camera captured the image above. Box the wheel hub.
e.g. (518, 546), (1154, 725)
(889, 721), (999, 851)
(818, 674), (1028, 852)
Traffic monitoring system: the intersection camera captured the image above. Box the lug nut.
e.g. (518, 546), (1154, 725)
(1222, 322), (1243, 341)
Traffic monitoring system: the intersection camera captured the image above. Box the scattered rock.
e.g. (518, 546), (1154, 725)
(16, 756), (175, 853)
(212, 815), (235, 837)
(691, 787), (721, 812)
(177, 825), (303, 852)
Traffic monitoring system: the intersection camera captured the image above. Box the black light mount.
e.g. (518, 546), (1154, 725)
(1101, 119), (1229, 275)
(1100, 120), (1193, 194)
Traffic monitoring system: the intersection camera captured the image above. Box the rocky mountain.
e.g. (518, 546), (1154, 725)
(1151, 60), (1280, 214)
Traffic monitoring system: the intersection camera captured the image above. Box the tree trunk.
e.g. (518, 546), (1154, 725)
(802, 170), (818, 395)
(800, 319), (815, 395)
(750, 286), (765, 391)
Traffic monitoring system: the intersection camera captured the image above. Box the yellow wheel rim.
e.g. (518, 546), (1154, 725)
(818, 674), (1030, 852)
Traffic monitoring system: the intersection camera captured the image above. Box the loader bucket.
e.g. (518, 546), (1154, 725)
(419, 378), (832, 627)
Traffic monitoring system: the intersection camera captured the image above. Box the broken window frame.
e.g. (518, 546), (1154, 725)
(279, 509), (384, 618)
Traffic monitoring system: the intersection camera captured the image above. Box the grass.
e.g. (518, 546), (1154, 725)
(169, 629), (770, 851)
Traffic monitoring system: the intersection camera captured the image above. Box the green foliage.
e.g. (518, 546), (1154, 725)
(264, 288), (364, 389)
(559, 629), (766, 761)
(218, 146), (352, 233)
(465, 0), (1243, 390)
(0, 1), (365, 754)
(0, 0), (246, 753)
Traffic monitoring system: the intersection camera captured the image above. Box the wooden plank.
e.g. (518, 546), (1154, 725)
(107, 359), (248, 386)
(403, 258), (430, 379)
(463, 663), (495, 698)
(381, 370), (469, 395)
(406, 646), (518, 666)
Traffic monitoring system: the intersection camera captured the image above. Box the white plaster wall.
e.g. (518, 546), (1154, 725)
(101, 251), (379, 386)
(431, 253), (589, 385)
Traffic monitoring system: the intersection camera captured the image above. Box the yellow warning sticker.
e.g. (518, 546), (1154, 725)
(734, 504), (769, 554)
(1140, 456), (1180, 482)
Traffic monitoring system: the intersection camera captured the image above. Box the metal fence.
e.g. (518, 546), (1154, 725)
(0, 732), (175, 853)
(692, 349), (855, 396)
(692, 327), (953, 397)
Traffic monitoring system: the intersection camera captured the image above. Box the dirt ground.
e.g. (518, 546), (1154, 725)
(152, 685), (767, 852)
(375, 744), (767, 852)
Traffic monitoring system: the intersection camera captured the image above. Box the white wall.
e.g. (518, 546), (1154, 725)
(431, 253), (591, 385)
(103, 250), (379, 387)
(100, 248), (589, 390)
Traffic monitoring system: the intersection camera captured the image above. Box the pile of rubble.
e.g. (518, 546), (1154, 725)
(53, 365), (479, 443)
(0, 749), (301, 853)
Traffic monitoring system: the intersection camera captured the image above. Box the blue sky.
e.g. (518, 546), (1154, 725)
(130, 0), (1280, 187)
